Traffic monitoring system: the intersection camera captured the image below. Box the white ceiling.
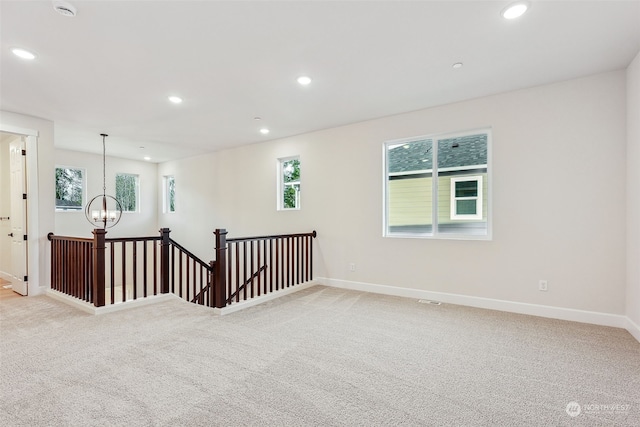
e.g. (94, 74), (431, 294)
(1, 1), (639, 163)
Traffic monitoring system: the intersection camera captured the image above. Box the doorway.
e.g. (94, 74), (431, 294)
(0, 131), (28, 296)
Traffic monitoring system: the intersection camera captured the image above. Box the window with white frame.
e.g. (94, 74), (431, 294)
(55, 167), (85, 211)
(163, 175), (175, 213)
(450, 176), (482, 220)
(278, 157), (300, 210)
(116, 173), (139, 212)
(384, 129), (490, 238)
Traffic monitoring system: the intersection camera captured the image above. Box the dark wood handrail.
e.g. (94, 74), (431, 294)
(48, 232), (92, 243)
(106, 236), (161, 243)
(227, 230), (316, 243)
(48, 233), (162, 244)
(169, 238), (212, 271)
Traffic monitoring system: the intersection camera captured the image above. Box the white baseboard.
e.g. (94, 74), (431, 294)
(46, 289), (178, 315)
(0, 270), (12, 282)
(47, 282), (318, 317)
(316, 277), (639, 343)
(625, 317), (640, 343)
(214, 281), (317, 316)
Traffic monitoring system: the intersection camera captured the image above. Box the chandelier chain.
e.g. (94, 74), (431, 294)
(101, 133), (107, 194)
(85, 133), (122, 229)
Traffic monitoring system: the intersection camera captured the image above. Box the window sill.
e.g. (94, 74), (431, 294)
(384, 232), (492, 241)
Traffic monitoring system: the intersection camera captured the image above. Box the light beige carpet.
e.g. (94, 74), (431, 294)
(1, 285), (639, 426)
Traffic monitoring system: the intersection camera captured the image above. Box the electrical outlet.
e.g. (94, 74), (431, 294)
(348, 263), (356, 272)
(539, 280), (548, 292)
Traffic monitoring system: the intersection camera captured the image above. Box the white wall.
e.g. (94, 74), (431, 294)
(0, 111), (55, 295)
(627, 51), (640, 335)
(54, 149), (158, 239)
(157, 154), (221, 261)
(159, 70), (627, 316)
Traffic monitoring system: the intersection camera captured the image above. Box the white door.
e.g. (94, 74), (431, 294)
(9, 137), (27, 295)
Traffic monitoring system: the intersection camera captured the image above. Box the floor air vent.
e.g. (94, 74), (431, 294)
(418, 299), (441, 305)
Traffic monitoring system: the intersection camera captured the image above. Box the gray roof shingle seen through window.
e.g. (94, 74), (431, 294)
(388, 134), (487, 173)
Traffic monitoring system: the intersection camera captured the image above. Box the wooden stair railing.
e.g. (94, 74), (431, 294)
(167, 237), (214, 307)
(226, 264), (267, 304)
(48, 228), (316, 309)
(216, 230), (317, 308)
(48, 228), (213, 307)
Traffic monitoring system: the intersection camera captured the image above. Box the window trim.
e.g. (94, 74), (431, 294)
(115, 173), (140, 213)
(277, 156), (301, 211)
(450, 175), (483, 220)
(54, 166), (86, 212)
(383, 128), (491, 240)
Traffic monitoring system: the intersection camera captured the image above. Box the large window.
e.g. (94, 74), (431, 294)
(163, 175), (175, 213)
(384, 129), (490, 238)
(116, 173), (139, 212)
(278, 157), (300, 210)
(55, 167), (84, 211)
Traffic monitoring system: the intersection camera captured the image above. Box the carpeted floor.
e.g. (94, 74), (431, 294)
(1, 285), (639, 426)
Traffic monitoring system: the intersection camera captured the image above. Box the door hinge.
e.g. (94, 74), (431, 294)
(23, 234), (27, 241)
(24, 275), (28, 281)
(21, 149), (26, 156)
(23, 193), (27, 199)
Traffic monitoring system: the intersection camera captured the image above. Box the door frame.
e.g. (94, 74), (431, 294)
(0, 124), (40, 296)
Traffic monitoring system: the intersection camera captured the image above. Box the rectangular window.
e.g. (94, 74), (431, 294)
(55, 167), (85, 211)
(163, 175), (175, 213)
(116, 173), (139, 212)
(384, 129), (490, 239)
(278, 157), (300, 210)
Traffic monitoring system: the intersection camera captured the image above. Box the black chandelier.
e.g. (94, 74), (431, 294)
(84, 133), (122, 229)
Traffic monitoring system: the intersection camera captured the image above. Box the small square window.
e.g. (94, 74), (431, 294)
(116, 173), (139, 212)
(55, 167), (85, 211)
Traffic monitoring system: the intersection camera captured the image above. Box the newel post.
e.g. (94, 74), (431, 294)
(160, 228), (171, 294)
(214, 229), (228, 308)
(92, 228), (106, 307)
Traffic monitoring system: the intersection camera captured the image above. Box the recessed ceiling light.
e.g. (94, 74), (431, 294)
(452, 62), (463, 69)
(297, 76), (312, 86)
(143, 156), (151, 161)
(168, 96), (183, 104)
(11, 48), (36, 60)
(53, 1), (77, 17)
(501, 1), (530, 19)
(260, 128), (270, 135)
(254, 116), (262, 121)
